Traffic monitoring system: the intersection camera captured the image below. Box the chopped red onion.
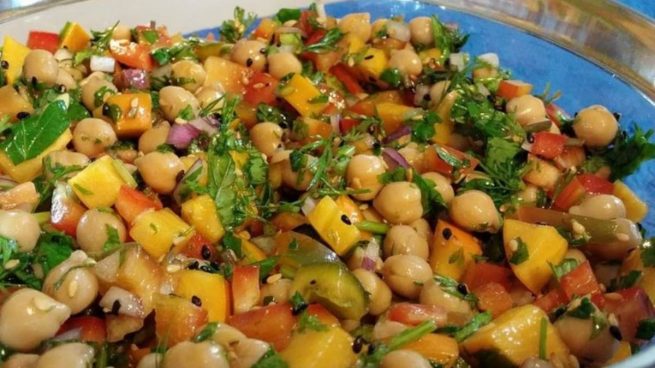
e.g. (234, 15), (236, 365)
(122, 69), (150, 90)
(382, 147), (410, 169)
(90, 55), (116, 73)
(188, 117), (219, 135)
(361, 256), (377, 271)
(167, 123), (200, 149)
(383, 126), (411, 143)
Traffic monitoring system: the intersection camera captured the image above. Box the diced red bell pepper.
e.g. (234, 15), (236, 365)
(577, 173), (614, 195)
(422, 145), (479, 178)
(339, 118), (359, 134)
(329, 64), (364, 95)
(553, 176), (586, 210)
(50, 182), (86, 237)
(605, 287), (655, 342)
(554, 146), (585, 170)
(231, 265), (261, 315)
(110, 41), (154, 71)
(58, 316), (106, 343)
(26, 31), (60, 53)
(546, 103), (571, 127)
(244, 72), (279, 106)
(114, 186), (162, 225)
(560, 261), (603, 300)
(180, 233), (216, 260)
(531, 132), (567, 160)
(534, 288), (568, 313)
(387, 303), (446, 326)
(496, 80), (533, 100)
(475, 282), (514, 318)
(462, 262), (513, 291)
(227, 302), (296, 351)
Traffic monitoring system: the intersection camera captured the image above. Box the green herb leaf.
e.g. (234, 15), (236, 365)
(193, 322), (218, 342)
(380, 68), (403, 87)
(177, 104), (195, 120)
(102, 225), (123, 254)
(297, 310), (328, 333)
(274, 8), (301, 23)
(410, 111), (439, 144)
(435, 275), (478, 307)
(256, 104), (287, 125)
(303, 28), (344, 53)
(567, 297), (594, 319)
(539, 317), (548, 360)
(605, 127), (655, 180)
(636, 318), (655, 340)
(608, 270), (642, 292)
(253, 348), (289, 368)
(549, 258), (579, 280)
(509, 238), (529, 265)
(454, 312), (492, 342)
(413, 169), (446, 217)
(223, 232), (243, 258)
(220, 6), (256, 43)
(378, 167), (407, 185)
(290, 291), (307, 311)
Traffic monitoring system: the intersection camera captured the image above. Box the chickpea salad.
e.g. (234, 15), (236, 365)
(0, 3), (655, 368)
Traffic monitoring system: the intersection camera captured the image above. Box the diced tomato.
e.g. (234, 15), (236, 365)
(50, 182), (86, 236)
(26, 31), (59, 53)
(462, 262), (513, 291)
(58, 316), (106, 343)
(554, 146), (585, 170)
(577, 173), (614, 195)
(339, 118), (359, 134)
(305, 304), (340, 327)
(422, 145), (480, 178)
(546, 103), (571, 127)
(227, 302), (296, 351)
(496, 80), (533, 100)
(305, 29), (327, 47)
(329, 64), (364, 95)
(531, 132), (567, 160)
(110, 41), (154, 71)
(244, 72), (279, 106)
(552, 176), (586, 210)
(534, 289), (568, 313)
(231, 265), (261, 315)
(387, 303), (446, 326)
(560, 261), (603, 300)
(180, 233), (216, 260)
(605, 287), (655, 342)
(475, 282), (513, 318)
(114, 186), (162, 225)
(298, 10), (319, 35)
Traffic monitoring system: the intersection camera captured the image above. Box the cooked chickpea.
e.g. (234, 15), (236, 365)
(381, 350), (431, 368)
(162, 341), (229, 368)
(137, 353), (163, 368)
(371, 19), (389, 38)
(171, 60), (207, 92)
(506, 95), (546, 126)
(338, 13), (372, 41)
(429, 80), (450, 106)
(112, 24), (132, 40)
(259, 278), (292, 305)
(195, 86), (224, 112)
(388, 49), (422, 77)
(374, 181), (423, 224)
(4, 353), (39, 368)
(209, 323), (247, 349)
(23, 50), (59, 86)
(267, 52), (302, 79)
(521, 358), (555, 368)
(420, 278), (473, 325)
(352, 268), (391, 315)
(35, 342), (95, 368)
(422, 171), (454, 204)
(55, 68), (77, 91)
(276, 150), (315, 191)
(135, 151), (185, 194)
(383, 225), (429, 259)
(138, 121), (171, 154)
(449, 190), (501, 233)
(0, 210), (40, 252)
(250, 122), (284, 158)
(346, 154), (386, 201)
(398, 143), (422, 170)
(569, 194), (626, 220)
(382, 255), (432, 299)
(585, 218), (641, 260)
(573, 105), (618, 148)
(410, 218), (432, 241)
(523, 156), (561, 191)
(409, 16), (434, 45)
(76, 209), (126, 257)
(43, 251), (98, 314)
(72, 118), (117, 158)
(231, 40), (267, 72)
(46, 150), (90, 174)
(0, 289), (71, 351)
(80, 74), (117, 110)
(231, 338), (270, 368)
(159, 86), (200, 122)
(555, 314), (618, 364)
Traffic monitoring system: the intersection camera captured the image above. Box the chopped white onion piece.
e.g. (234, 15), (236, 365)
(449, 53), (469, 71)
(54, 48), (73, 62)
(90, 55), (116, 73)
(386, 21), (411, 42)
(100, 286), (146, 318)
(477, 52), (500, 68)
(301, 197), (317, 216)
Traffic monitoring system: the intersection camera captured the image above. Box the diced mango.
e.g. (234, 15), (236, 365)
(240, 236), (267, 264)
(0, 85), (33, 122)
(281, 74), (326, 117)
(0, 129), (72, 183)
(105, 93), (153, 137)
(461, 305), (571, 367)
(129, 208), (192, 259)
(307, 196), (361, 256)
(339, 33), (366, 54)
(68, 155), (127, 208)
(614, 180), (648, 222)
(203, 56), (252, 94)
(153, 293), (208, 347)
(418, 48), (444, 65)
(181, 194), (225, 244)
(356, 47), (387, 79)
(503, 219), (567, 293)
(280, 326), (357, 368)
(429, 220), (482, 281)
(621, 247), (655, 304)
(194, 42), (225, 61)
(375, 102), (418, 135)
(1, 36), (31, 85)
(402, 334), (459, 366)
(116, 245), (164, 313)
(59, 22), (91, 52)
(431, 91), (459, 145)
(175, 270), (230, 322)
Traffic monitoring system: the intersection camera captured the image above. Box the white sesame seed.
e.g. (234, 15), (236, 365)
(32, 295), (57, 312)
(130, 98), (139, 108)
(166, 264), (182, 273)
(67, 280), (78, 298)
(508, 239), (518, 252)
(266, 273), (282, 284)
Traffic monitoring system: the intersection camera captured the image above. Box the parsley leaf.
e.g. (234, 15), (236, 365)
(567, 297), (595, 319)
(274, 8), (301, 23)
(430, 16), (469, 62)
(378, 167), (407, 184)
(360, 321), (436, 368)
(193, 322), (218, 342)
(303, 28), (344, 53)
(608, 270), (642, 292)
(409, 111), (438, 144)
(256, 104), (287, 125)
(604, 127), (655, 180)
(380, 68), (403, 87)
(413, 170), (445, 217)
(549, 258), (579, 280)
(33, 231), (74, 277)
(509, 238), (529, 265)
(220, 7), (256, 43)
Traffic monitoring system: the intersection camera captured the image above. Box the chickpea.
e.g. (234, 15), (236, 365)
(42, 251), (98, 314)
(80, 74), (117, 110)
(0, 210), (40, 252)
(422, 171), (454, 204)
(112, 24), (132, 40)
(573, 105), (618, 148)
(267, 52), (302, 79)
(210, 323), (247, 348)
(250, 122), (284, 158)
(231, 339), (270, 368)
(159, 86), (200, 122)
(381, 350), (431, 368)
(429, 80), (450, 106)
(371, 19), (389, 38)
(231, 40), (267, 72)
(420, 278), (473, 326)
(410, 218), (432, 241)
(449, 190), (501, 233)
(171, 60), (207, 92)
(506, 95), (546, 126)
(523, 156), (561, 191)
(162, 341), (229, 368)
(259, 278), (292, 305)
(585, 218), (641, 260)
(276, 150), (315, 191)
(76, 209), (126, 257)
(137, 353), (163, 368)
(398, 144), (423, 170)
(4, 354), (39, 368)
(23, 50), (59, 86)
(569, 194), (626, 220)
(0, 289), (71, 351)
(352, 268), (391, 315)
(383, 225), (429, 259)
(138, 121), (171, 154)
(72, 118), (117, 158)
(409, 16), (433, 45)
(46, 150), (90, 175)
(135, 151), (185, 194)
(55, 69), (77, 91)
(382, 255), (432, 299)
(521, 358), (555, 368)
(347, 154), (386, 201)
(338, 13), (372, 41)
(555, 313), (618, 364)
(35, 343), (95, 368)
(195, 86), (224, 112)
(374, 182), (423, 225)
(388, 49), (422, 77)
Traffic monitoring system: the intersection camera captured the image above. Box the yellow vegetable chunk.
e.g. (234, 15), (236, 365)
(129, 208), (191, 259)
(0, 85), (33, 122)
(175, 270), (230, 322)
(376, 102), (418, 135)
(281, 74), (326, 117)
(503, 219), (567, 293)
(402, 334), (459, 366)
(461, 305), (571, 367)
(430, 220), (482, 281)
(0, 129), (72, 183)
(181, 194), (225, 244)
(203, 56), (251, 94)
(339, 33), (365, 55)
(606, 341), (632, 365)
(106, 93), (153, 138)
(59, 22), (91, 52)
(613, 180), (648, 222)
(418, 48), (444, 65)
(280, 326), (357, 368)
(67, 155), (127, 208)
(621, 247), (655, 304)
(307, 196), (361, 256)
(432, 91), (459, 145)
(1, 36), (31, 85)
(240, 236), (267, 264)
(356, 47), (387, 79)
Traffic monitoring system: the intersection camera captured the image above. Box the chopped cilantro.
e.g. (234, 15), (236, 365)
(303, 28), (344, 53)
(409, 111), (438, 144)
(608, 270), (642, 292)
(453, 312), (492, 342)
(297, 310), (328, 333)
(193, 322), (218, 342)
(222, 232), (243, 259)
(274, 8), (301, 23)
(412, 169), (446, 217)
(567, 297), (594, 319)
(220, 6), (256, 43)
(604, 127), (655, 180)
(380, 68), (403, 87)
(549, 258), (579, 280)
(378, 167), (406, 184)
(253, 348), (289, 368)
(102, 225), (122, 254)
(509, 238), (529, 265)
(177, 104), (195, 120)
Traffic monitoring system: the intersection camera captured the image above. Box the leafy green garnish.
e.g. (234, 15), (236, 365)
(274, 8), (301, 23)
(409, 111), (439, 144)
(193, 322), (218, 342)
(222, 232), (243, 259)
(604, 127), (655, 180)
(220, 6), (256, 43)
(453, 312), (492, 342)
(380, 68), (403, 87)
(151, 38), (199, 65)
(72, 22), (119, 65)
(549, 258), (579, 280)
(413, 170), (446, 217)
(567, 297), (594, 319)
(608, 270), (642, 292)
(297, 310), (328, 333)
(539, 317), (548, 360)
(256, 104), (287, 125)
(641, 244), (655, 267)
(360, 320), (436, 368)
(253, 348), (289, 368)
(33, 231), (74, 277)
(435, 275), (478, 307)
(377, 167), (406, 185)
(303, 28), (344, 53)
(430, 16), (468, 62)
(636, 318), (655, 340)
(509, 238), (529, 265)
(102, 225), (122, 254)
(177, 104), (195, 120)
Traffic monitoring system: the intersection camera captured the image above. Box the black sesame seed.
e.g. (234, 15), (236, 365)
(367, 343), (377, 355)
(246, 58), (254, 67)
(0, 60), (8, 69)
(341, 214), (352, 225)
(201, 245), (212, 260)
(364, 55), (374, 60)
(102, 104), (110, 116)
(457, 283), (469, 295)
(259, 48), (267, 54)
(31, 76), (38, 86)
(609, 325), (623, 341)
(16, 111), (30, 120)
(188, 261), (199, 270)
(291, 302), (308, 315)
(191, 295), (202, 307)
(352, 336), (364, 353)
(442, 227), (452, 240)
(527, 134), (535, 143)
(423, 94), (431, 101)
(111, 300), (121, 314)
(309, 279), (317, 285)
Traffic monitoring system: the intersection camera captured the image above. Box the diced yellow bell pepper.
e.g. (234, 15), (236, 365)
(614, 180), (648, 222)
(356, 47), (387, 79)
(59, 22), (91, 52)
(402, 334), (459, 366)
(129, 208), (192, 259)
(105, 93), (153, 138)
(621, 247), (655, 304)
(429, 220), (482, 281)
(240, 236), (267, 264)
(0, 85), (33, 122)
(334, 195), (371, 240)
(376, 102), (418, 135)
(67, 155), (127, 208)
(1, 36), (30, 85)
(0, 129), (72, 183)
(203, 56), (251, 94)
(431, 91), (459, 145)
(607, 341), (632, 365)
(181, 194), (225, 244)
(280, 326), (357, 368)
(461, 305), (571, 367)
(307, 196), (361, 256)
(503, 219), (567, 293)
(339, 33), (366, 54)
(280, 74), (326, 117)
(175, 269), (230, 322)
